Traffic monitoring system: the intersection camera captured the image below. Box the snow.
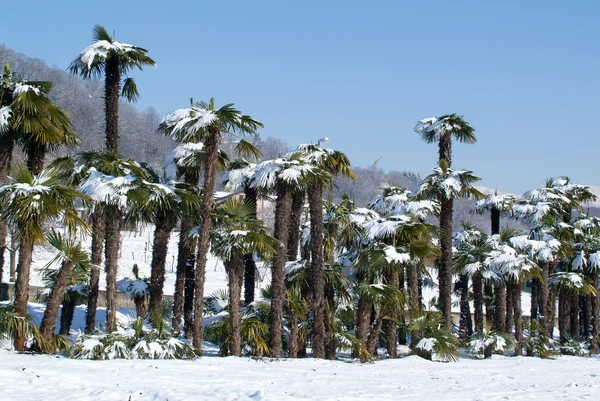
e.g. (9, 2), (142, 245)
(0, 105), (10, 131)
(12, 82), (40, 95)
(79, 40), (156, 69)
(161, 106), (217, 138)
(0, 351), (598, 401)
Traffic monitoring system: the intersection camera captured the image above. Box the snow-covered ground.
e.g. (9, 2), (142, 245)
(1, 350), (599, 400)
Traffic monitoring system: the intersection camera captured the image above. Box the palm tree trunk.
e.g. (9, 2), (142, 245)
(268, 180), (292, 357)
(243, 186), (258, 305)
(355, 294), (372, 356)
(59, 298), (76, 335)
(287, 190), (304, 261)
(493, 283), (506, 332)
(581, 294), (590, 338)
(9, 228), (17, 281)
(505, 281), (514, 334)
(484, 282), (493, 326)
(511, 279), (523, 355)
(570, 290), (579, 339)
(407, 262), (420, 309)
(385, 269), (399, 357)
(473, 272), (484, 333)
(227, 257), (244, 356)
(40, 260), (74, 340)
(0, 119), (15, 283)
(148, 212), (176, 321)
(288, 312), (299, 358)
(367, 315), (384, 357)
(558, 289), (569, 343)
(192, 131), (221, 349)
(438, 196), (454, 329)
(13, 237), (34, 350)
(458, 273), (472, 339)
(530, 278), (539, 320)
(173, 171), (198, 336)
(85, 212), (104, 334)
(183, 252), (195, 338)
(26, 142), (46, 175)
(308, 182), (326, 358)
(590, 276), (600, 354)
(104, 207), (121, 332)
(104, 56), (120, 153)
(134, 295), (146, 318)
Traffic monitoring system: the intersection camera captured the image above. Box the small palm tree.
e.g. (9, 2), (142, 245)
(0, 167), (89, 350)
(38, 230), (91, 341)
(211, 198), (277, 356)
(69, 25), (155, 153)
(160, 98), (262, 349)
(415, 114), (477, 329)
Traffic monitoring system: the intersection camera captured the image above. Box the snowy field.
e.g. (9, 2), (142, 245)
(1, 351), (600, 400)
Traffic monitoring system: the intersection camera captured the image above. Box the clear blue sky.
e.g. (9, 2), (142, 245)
(1, 0), (598, 194)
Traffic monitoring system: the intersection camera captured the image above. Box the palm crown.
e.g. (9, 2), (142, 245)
(414, 113), (476, 144)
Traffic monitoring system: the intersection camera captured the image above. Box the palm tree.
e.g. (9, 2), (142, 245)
(212, 198), (277, 356)
(39, 231), (90, 341)
(0, 64), (76, 279)
(160, 98), (263, 349)
(0, 167), (89, 350)
(69, 24), (155, 153)
(293, 143), (355, 358)
(473, 193), (516, 332)
(414, 161), (483, 327)
(250, 157), (316, 357)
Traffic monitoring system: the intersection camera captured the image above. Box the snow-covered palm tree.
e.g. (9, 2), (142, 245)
(0, 167), (89, 350)
(69, 25), (155, 153)
(415, 161), (483, 327)
(160, 98), (262, 349)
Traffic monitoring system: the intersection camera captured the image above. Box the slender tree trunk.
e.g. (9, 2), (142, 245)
(183, 253), (196, 338)
(325, 288), (337, 360)
(288, 312), (299, 358)
(104, 56), (121, 153)
(192, 131), (222, 350)
(484, 282), (493, 326)
(104, 207), (121, 332)
(493, 283), (506, 332)
(268, 180), (292, 357)
(148, 212), (176, 321)
(243, 186), (258, 305)
(473, 272), (484, 333)
(559, 289), (569, 343)
(355, 294), (372, 356)
(438, 196), (454, 328)
(407, 262), (420, 309)
(287, 190), (304, 261)
(367, 315), (384, 357)
(491, 207), (500, 236)
(134, 295), (146, 318)
(227, 257), (244, 356)
(530, 278), (539, 321)
(458, 273), (472, 339)
(570, 290), (579, 339)
(173, 171), (199, 336)
(85, 212), (104, 334)
(505, 281), (514, 334)
(581, 294), (591, 338)
(590, 276), (600, 354)
(385, 269), (399, 357)
(59, 298), (76, 335)
(40, 260), (74, 340)
(547, 292), (557, 339)
(511, 280), (523, 355)
(308, 182), (326, 357)
(13, 237), (34, 350)
(0, 119), (15, 283)
(539, 262), (550, 334)
(26, 142), (46, 175)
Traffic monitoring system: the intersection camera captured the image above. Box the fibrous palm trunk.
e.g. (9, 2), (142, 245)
(367, 314), (384, 357)
(438, 196), (454, 329)
(26, 142), (46, 176)
(0, 110), (14, 282)
(325, 288), (337, 360)
(385, 269), (399, 357)
(473, 272), (484, 333)
(104, 56), (120, 153)
(40, 260), (74, 340)
(510, 279), (523, 355)
(407, 262), (420, 309)
(268, 180), (292, 357)
(173, 171), (199, 336)
(355, 294), (372, 357)
(458, 273), (472, 339)
(104, 207), (121, 332)
(192, 131), (221, 350)
(308, 182), (326, 357)
(530, 278), (539, 320)
(148, 212), (177, 320)
(570, 290), (579, 339)
(558, 289), (569, 343)
(505, 282), (514, 334)
(590, 276), (600, 354)
(183, 253), (196, 338)
(59, 297), (76, 335)
(288, 312), (299, 358)
(227, 257), (244, 356)
(85, 212), (104, 334)
(493, 284), (507, 332)
(13, 237), (34, 350)
(287, 190), (304, 261)
(243, 186), (258, 305)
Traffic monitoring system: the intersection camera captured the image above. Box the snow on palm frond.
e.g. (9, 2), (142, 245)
(79, 40), (156, 69)
(548, 272), (597, 294)
(395, 200), (440, 220)
(117, 278), (148, 298)
(349, 207), (380, 226)
(0, 105), (10, 132)
(510, 232), (561, 263)
(222, 161), (257, 191)
(367, 183), (411, 215)
(160, 105), (218, 140)
(473, 193), (516, 213)
(414, 114), (475, 144)
(79, 168), (138, 209)
(486, 245), (536, 280)
(164, 142), (205, 179)
(383, 245), (411, 264)
(415, 164), (483, 201)
(364, 214), (413, 240)
(588, 252), (600, 271)
(12, 82), (41, 95)
(249, 158), (314, 190)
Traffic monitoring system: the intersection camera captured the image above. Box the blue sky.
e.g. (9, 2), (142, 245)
(1, 0), (598, 194)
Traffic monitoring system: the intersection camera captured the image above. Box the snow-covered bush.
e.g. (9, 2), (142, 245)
(409, 311), (460, 362)
(560, 339), (590, 356)
(72, 318), (197, 360)
(467, 322), (514, 358)
(522, 320), (558, 358)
